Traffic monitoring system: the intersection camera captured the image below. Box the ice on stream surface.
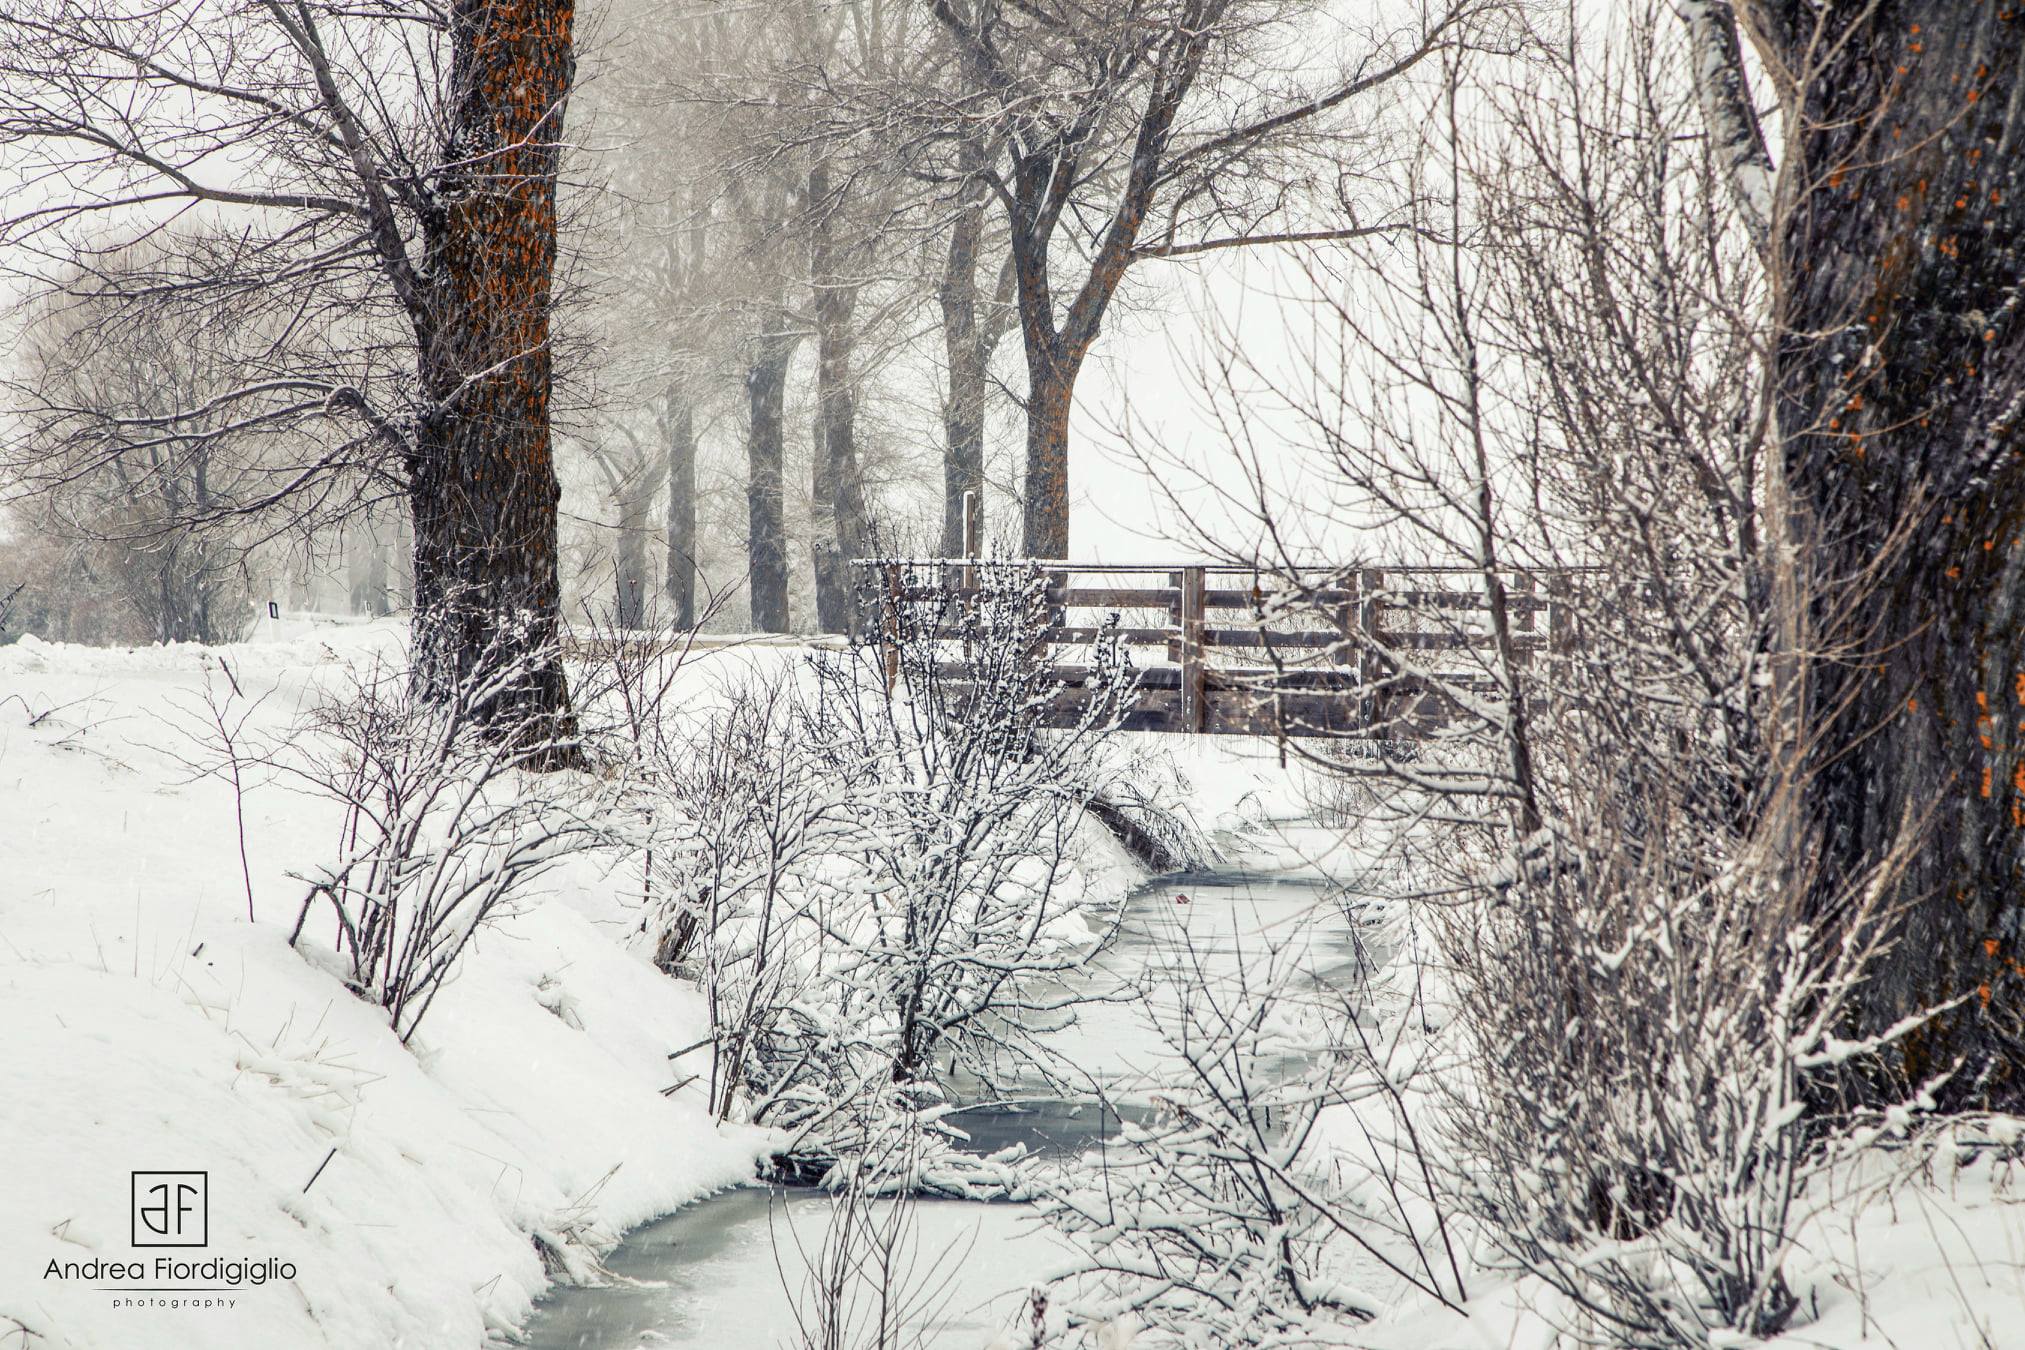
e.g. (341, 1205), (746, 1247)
(520, 862), (1370, 1349)
(514, 1189), (1068, 1350)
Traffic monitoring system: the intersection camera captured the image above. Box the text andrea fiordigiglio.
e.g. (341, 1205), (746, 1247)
(46, 1256), (296, 1285)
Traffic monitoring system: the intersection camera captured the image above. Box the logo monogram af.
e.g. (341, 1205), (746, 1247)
(131, 1172), (207, 1247)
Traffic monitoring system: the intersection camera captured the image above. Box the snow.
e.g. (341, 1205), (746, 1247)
(1353, 1141), (2025, 1350)
(0, 621), (767, 1349)
(2, 621), (2020, 1350)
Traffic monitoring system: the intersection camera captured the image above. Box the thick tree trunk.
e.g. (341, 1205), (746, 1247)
(664, 394), (697, 629)
(940, 198), (989, 556)
(1745, 2), (2025, 1106)
(745, 329), (795, 633)
(811, 329), (871, 633)
(409, 0), (576, 758)
(1022, 349), (1076, 560)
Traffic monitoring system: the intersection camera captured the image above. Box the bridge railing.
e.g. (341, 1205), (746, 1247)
(858, 559), (1587, 738)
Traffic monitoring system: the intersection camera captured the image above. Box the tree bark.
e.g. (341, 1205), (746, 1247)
(940, 190), (990, 556)
(664, 392), (697, 629)
(1022, 348), (1077, 560)
(1675, 1), (1774, 254)
(745, 327), (796, 633)
(999, 51), (1203, 559)
(809, 164), (872, 633)
(409, 0), (577, 758)
(1742, 1), (2025, 1106)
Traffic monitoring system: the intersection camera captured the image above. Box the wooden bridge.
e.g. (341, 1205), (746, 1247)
(860, 559), (1578, 740)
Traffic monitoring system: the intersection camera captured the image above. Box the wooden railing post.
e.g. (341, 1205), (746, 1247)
(1180, 565), (1207, 733)
(1548, 571), (1572, 659)
(961, 489), (981, 582)
(1510, 569), (1535, 670)
(881, 562), (902, 692)
(1358, 567), (1386, 729)
(959, 490), (981, 660)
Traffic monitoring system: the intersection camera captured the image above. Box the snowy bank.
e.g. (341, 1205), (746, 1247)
(0, 624), (769, 1349)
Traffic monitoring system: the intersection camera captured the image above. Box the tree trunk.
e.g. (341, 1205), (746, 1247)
(1022, 349), (1076, 560)
(833, 399), (873, 634)
(614, 493), (648, 630)
(810, 166), (870, 635)
(366, 532), (392, 618)
(348, 539), (371, 614)
(745, 328), (795, 633)
(809, 395), (849, 632)
(352, 515), (394, 617)
(1676, 0), (1773, 254)
(664, 393), (697, 629)
(1745, 1), (2025, 1106)
(940, 196), (989, 556)
(408, 0), (576, 759)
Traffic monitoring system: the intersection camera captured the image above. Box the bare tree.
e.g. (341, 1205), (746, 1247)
(0, 0), (582, 751)
(582, 421), (667, 630)
(570, 1), (746, 632)
(686, 0), (934, 633)
(935, 151), (1020, 557)
(906, 0), (1486, 555)
(9, 245), (280, 644)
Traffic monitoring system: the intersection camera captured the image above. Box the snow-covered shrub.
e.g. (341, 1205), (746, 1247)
(1423, 778), (1929, 1348)
(281, 643), (603, 1042)
(801, 562), (1131, 1091)
(778, 1128), (974, 1350)
(1040, 926), (1467, 1346)
(655, 667), (876, 1126)
(640, 562), (1132, 1160)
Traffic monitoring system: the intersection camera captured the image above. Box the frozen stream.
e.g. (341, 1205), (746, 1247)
(520, 862), (1370, 1350)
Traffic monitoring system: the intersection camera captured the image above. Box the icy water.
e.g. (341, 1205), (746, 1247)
(520, 865), (1368, 1350)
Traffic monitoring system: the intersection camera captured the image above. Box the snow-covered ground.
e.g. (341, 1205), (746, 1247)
(3, 622), (2020, 1350)
(0, 620), (770, 1349)
(1354, 1140), (2025, 1350)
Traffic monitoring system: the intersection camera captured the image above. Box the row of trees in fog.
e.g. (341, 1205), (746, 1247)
(571, 0), (1478, 624)
(0, 0), (1473, 667)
